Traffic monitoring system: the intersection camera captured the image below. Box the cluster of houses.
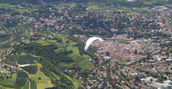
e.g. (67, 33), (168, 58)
(141, 76), (172, 89)
(0, 63), (21, 74)
(0, 2), (171, 89)
(73, 33), (171, 88)
(0, 48), (14, 61)
(76, 33), (171, 63)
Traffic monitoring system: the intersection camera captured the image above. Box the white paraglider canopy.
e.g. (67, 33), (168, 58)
(84, 37), (103, 51)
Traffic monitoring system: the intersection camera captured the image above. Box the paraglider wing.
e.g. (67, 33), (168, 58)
(84, 37), (103, 51)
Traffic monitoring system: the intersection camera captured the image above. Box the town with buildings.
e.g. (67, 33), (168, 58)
(0, 0), (171, 89)
(73, 32), (172, 89)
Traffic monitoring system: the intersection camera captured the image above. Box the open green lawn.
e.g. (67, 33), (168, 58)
(87, 2), (105, 11)
(20, 52), (27, 56)
(116, 60), (126, 65)
(9, 24), (33, 31)
(116, 9), (125, 12)
(15, 8), (30, 13)
(30, 62), (54, 89)
(0, 3), (16, 8)
(15, 8), (38, 13)
(21, 81), (29, 89)
(0, 3), (37, 13)
(88, 5), (101, 10)
(78, 55), (92, 70)
(51, 72), (60, 80)
(152, 36), (163, 39)
(0, 73), (20, 89)
(64, 74), (79, 89)
(143, 0), (168, 4)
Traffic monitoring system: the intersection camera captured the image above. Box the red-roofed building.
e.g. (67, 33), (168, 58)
(130, 58), (135, 61)
(135, 54), (147, 58)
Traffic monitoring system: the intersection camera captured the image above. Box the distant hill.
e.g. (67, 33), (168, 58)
(0, 0), (171, 4)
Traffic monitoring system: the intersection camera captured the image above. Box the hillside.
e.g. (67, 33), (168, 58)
(1, 31), (94, 89)
(0, 0), (171, 89)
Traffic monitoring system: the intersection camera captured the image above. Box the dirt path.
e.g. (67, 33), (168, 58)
(17, 63), (31, 89)
(22, 69), (31, 89)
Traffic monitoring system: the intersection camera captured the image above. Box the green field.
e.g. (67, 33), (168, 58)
(88, 5), (101, 10)
(20, 52), (27, 56)
(116, 60), (126, 65)
(30, 62), (54, 89)
(0, 73), (20, 89)
(64, 74), (79, 89)
(2, 32), (94, 89)
(0, 3), (38, 14)
(143, 0), (168, 4)
(34, 36), (92, 70)
(15, 8), (38, 13)
(21, 81), (29, 89)
(9, 24), (33, 31)
(0, 3), (16, 8)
